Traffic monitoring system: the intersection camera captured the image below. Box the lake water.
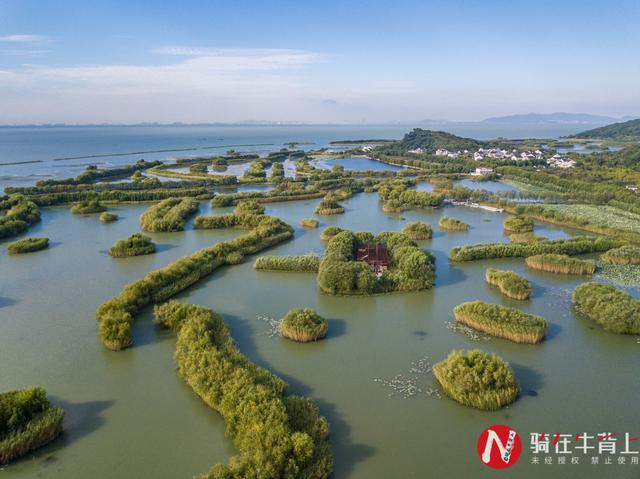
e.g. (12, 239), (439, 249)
(311, 156), (403, 172)
(1, 191), (639, 479)
(0, 123), (601, 192)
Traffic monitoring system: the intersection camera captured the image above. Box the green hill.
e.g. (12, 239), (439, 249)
(396, 128), (484, 152)
(572, 118), (640, 139)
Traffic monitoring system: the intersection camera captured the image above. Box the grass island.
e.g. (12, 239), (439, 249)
(432, 349), (520, 410)
(279, 307), (328, 342)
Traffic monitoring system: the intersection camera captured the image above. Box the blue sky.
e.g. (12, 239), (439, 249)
(0, 0), (638, 124)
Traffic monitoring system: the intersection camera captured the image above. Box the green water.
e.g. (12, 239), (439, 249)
(1, 193), (639, 478)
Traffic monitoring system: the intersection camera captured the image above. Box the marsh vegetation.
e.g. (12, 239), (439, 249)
(485, 268), (532, 300)
(525, 254), (596, 275)
(109, 233), (156, 258)
(572, 282), (640, 334)
(279, 308), (328, 342)
(432, 350), (519, 410)
(453, 301), (547, 343)
(0, 387), (64, 465)
(7, 237), (49, 254)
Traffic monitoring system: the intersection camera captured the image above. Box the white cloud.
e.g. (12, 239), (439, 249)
(0, 46), (331, 123)
(0, 34), (49, 43)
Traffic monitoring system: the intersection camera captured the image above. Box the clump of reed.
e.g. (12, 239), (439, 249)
(402, 221), (433, 240)
(453, 300), (546, 343)
(300, 218), (319, 228)
(153, 301), (332, 478)
(323, 189), (352, 201)
(508, 232), (547, 243)
(314, 199), (345, 215)
(432, 349), (519, 410)
(439, 216), (469, 231)
(70, 199), (106, 214)
(139, 197), (199, 232)
(600, 245), (640, 265)
(254, 255), (320, 272)
(234, 200), (265, 216)
(382, 199), (405, 213)
(449, 236), (622, 261)
(108, 233), (156, 258)
(0, 196), (40, 240)
(6, 237), (49, 254)
(503, 215), (533, 233)
(96, 215), (294, 350)
(572, 282), (640, 334)
(525, 253), (595, 275)
(100, 212), (118, 223)
(0, 386), (64, 465)
(188, 163), (208, 174)
(320, 226), (344, 241)
(279, 307), (328, 342)
(485, 268), (532, 300)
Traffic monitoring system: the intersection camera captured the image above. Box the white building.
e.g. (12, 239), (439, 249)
(472, 167), (494, 176)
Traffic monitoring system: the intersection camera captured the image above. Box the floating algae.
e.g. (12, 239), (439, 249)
(596, 262), (640, 288)
(373, 356), (441, 399)
(446, 319), (492, 342)
(257, 314), (282, 338)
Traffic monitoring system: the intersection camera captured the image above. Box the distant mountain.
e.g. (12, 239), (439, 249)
(481, 112), (619, 125)
(572, 118), (640, 139)
(395, 128), (484, 152)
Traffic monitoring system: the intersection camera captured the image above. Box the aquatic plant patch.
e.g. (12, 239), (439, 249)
(154, 301), (332, 478)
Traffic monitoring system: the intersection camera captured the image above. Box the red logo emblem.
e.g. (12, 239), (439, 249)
(477, 424), (522, 469)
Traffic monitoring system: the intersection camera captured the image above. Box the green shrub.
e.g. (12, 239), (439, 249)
(601, 245), (640, 265)
(233, 200), (265, 216)
(485, 268), (532, 300)
(254, 255), (320, 272)
(453, 301), (547, 343)
(402, 221), (432, 240)
(320, 226), (344, 241)
(0, 196), (41, 239)
(279, 308), (328, 342)
(439, 216), (469, 231)
(450, 236), (623, 261)
(314, 199), (345, 215)
(139, 197), (199, 232)
(70, 199), (106, 214)
(0, 387), (64, 465)
(154, 301), (332, 478)
(7, 237), (49, 254)
(433, 350), (519, 410)
(572, 282), (640, 334)
(300, 218), (319, 228)
(109, 233), (156, 258)
(525, 254), (596, 275)
(96, 215), (294, 350)
(100, 212), (118, 223)
(504, 215), (533, 233)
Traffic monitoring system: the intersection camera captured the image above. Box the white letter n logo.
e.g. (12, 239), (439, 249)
(482, 428), (517, 464)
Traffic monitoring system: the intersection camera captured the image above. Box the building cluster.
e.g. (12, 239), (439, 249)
(546, 153), (576, 169)
(472, 148), (545, 162)
(428, 147), (576, 169)
(471, 167), (494, 176)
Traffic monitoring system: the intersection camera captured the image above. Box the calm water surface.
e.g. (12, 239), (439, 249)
(1, 192), (638, 478)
